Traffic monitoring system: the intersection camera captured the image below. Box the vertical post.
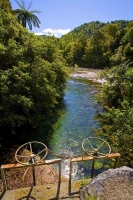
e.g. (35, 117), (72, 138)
(69, 159), (72, 195)
(59, 160), (61, 182)
(91, 159), (95, 178)
(1, 168), (7, 191)
(32, 166), (36, 186)
(114, 156), (120, 168)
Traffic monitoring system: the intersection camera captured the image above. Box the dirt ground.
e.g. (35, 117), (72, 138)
(0, 179), (92, 200)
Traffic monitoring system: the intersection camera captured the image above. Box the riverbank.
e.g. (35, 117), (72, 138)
(70, 68), (104, 83)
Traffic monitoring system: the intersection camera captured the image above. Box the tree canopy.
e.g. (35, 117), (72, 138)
(0, 0), (12, 12)
(0, 7), (68, 153)
(95, 61), (133, 167)
(60, 20), (133, 68)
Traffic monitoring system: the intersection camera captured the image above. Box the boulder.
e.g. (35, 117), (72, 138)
(80, 166), (133, 200)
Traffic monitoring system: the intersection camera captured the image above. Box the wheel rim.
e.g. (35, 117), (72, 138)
(15, 141), (48, 165)
(82, 137), (111, 158)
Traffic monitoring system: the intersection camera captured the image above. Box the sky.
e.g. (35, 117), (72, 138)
(10, 0), (133, 38)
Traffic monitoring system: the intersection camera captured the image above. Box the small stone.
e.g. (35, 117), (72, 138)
(47, 185), (51, 189)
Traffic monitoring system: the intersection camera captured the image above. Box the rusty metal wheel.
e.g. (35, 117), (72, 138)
(15, 141), (48, 165)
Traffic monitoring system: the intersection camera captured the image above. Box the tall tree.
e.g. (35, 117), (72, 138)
(14, 0), (41, 30)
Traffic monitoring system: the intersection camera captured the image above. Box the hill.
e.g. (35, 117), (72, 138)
(60, 20), (133, 68)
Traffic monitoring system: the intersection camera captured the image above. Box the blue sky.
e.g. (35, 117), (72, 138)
(10, 0), (133, 37)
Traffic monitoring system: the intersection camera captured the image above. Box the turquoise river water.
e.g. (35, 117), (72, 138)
(41, 76), (109, 180)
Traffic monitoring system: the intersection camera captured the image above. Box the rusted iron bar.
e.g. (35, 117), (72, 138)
(91, 159), (95, 178)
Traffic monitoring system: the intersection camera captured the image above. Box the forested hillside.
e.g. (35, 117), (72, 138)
(60, 20), (133, 69)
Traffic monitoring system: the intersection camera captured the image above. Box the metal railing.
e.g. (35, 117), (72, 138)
(0, 152), (120, 194)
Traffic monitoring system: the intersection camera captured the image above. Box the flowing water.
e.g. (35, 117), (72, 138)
(44, 74), (106, 180)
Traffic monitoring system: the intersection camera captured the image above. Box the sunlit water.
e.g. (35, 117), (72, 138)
(44, 78), (106, 180)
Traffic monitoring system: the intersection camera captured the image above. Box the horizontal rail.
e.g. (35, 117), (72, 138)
(1, 158), (62, 191)
(70, 153), (120, 162)
(1, 158), (62, 169)
(1, 153), (121, 194)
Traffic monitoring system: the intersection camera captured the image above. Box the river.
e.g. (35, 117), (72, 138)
(43, 69), (106, 180)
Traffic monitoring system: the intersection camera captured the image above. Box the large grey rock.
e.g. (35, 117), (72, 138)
(80, 166), (133, 200)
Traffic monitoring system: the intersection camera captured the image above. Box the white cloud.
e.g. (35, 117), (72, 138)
(35, 32), (44, 36)
(35, 28), (71, 37)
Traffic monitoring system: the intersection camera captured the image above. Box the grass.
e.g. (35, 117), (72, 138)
(85, 195), (98, 200)
(80, 180), (98, 200)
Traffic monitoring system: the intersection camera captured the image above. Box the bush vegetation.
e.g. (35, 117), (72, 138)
(0, 0), (69, 153)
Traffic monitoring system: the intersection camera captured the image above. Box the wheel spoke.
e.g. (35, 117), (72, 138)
(32, 158), (35, 164)
(29, 142), (33, 154)
(97, 141), (105, 151)
(16, 155), (30, 158)
(98, 152), (107, 156)
(87, 138), (94, 150)
(36, 148), (46, 156)
(24, 144), (28, 151)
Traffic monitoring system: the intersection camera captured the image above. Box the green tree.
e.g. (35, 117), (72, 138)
(84, 30), (107, 68)
(97, 61), (133, 108)
(107, 24), (118, 39)
(63, 42), (74, 66)
(96, 61), (133, 167)
(122, 26), (133, 47)
(0, 10), (68, 153)
(0, 0), (12, 13)
(14, 0), (41, 30)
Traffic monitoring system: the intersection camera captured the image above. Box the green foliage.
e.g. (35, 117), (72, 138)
(84, 30), (107, 68)
(96, 61), (133, 167)
(85, 196), (97, 200)
(80, 179), (89, 187)
(97, 61), (133, 107)
(0, 10), (68, 152)
(67, 21), (106, 39)
(107, 24), (118, 39)
(0, 0), (12, 13)
(121, 26), (133, 46)
(94, 160), (103, 169)
(60, 20), (133, 68)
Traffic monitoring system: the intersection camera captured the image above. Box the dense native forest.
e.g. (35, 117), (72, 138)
(0, 0), (133, 167)
(0, 0), (69, 154)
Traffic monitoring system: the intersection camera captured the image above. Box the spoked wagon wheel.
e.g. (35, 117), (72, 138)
(82, 137), (111, 158)
(15, 141), (48, 165)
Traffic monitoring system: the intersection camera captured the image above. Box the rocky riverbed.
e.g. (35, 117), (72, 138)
(70, 68), (105, 83)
